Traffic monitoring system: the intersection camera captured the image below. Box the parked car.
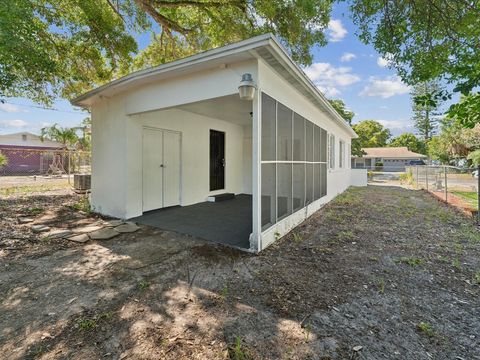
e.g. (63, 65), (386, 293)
(472, 169), (479, 178)
(408, 160), (426, 166)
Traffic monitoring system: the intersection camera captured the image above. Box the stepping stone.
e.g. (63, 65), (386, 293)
(105, 219), (124, 227)
(31, 225), (51, 233)
(114, 222), (139, 233)
(48, 229), (73, 239)
(18, 217), (34, 224)
(66, 233), (90, 243)
(89, 228), (120, 240)
(72, 224), (104, 234)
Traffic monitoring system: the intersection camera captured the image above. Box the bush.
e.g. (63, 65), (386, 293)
(0, 151), (7, 168)
(399, 169), (414, 184)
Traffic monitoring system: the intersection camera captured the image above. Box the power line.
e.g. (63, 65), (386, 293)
(2, 101), (88, 115)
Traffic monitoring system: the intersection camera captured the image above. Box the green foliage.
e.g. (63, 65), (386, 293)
(389, 133), (426, 154)
(352, 120), (391, 154)
(41, 123), (78, 147)
(349, 1), (480, 92)
(447, 93), (480, 129)
(399, 170), (413, 185)
(328, 99), (354, 125)
(138, 280), (150, 290)
(76, 312), (113, 331)
(0, 151), (7, 168)
(229, 336), (250, 360)
(1, 0), (334, 104)
(398, 257), (424, 267)
(417, 322), (436, 338)
(467, 149), (480, 167)
(69, 196), (91, 214)
(0, 0), (138, 105)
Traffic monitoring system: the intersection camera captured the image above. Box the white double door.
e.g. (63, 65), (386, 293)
(142, 127), (181, 212)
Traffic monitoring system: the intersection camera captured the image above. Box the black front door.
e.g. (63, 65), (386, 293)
(210, 130), (225, 191)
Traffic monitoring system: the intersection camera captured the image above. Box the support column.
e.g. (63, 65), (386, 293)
(250, 89), (262, 252)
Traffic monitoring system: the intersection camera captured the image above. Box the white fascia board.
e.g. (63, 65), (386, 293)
(71, 34), (273, 107)
(265, 37), (358, 139)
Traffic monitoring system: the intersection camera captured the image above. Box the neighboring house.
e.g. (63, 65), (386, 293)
(0, 132), (65, 175)
(72, 33), (362, 252)
(351, 147), (427, 172)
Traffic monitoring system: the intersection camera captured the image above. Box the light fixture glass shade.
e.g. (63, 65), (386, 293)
(238, 73), (256, 100)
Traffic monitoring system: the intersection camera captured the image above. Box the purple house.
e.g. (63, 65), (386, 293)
(0, 132), (64, 175)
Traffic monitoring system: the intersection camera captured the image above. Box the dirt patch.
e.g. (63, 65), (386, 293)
(1, 186), (479, 359)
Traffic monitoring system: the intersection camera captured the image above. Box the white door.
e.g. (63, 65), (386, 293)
(163, 131), (181, 207)
(142, 128), (180, 212)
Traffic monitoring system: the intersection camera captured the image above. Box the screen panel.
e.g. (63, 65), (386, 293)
(293, 163), (305, 212)
(277, 103), (293, 161)
(261, 93), (276, 161)
(277, 163), (292, 220)
(261, 163), (276, 229)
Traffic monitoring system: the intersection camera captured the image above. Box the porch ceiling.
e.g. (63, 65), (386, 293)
(177, 94), (252, 126)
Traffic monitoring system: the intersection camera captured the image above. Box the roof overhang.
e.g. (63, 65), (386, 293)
(71, 33), (357, 138)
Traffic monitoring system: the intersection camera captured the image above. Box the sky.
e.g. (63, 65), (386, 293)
(0, 3), (432, 137)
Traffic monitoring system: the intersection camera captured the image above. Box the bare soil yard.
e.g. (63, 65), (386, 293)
(1, 186), (479, 359)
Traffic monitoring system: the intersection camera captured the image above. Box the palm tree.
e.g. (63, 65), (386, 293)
(40, 123), (78, 148)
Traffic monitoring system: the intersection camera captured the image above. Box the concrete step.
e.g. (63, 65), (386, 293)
(207, 193), (235, 202)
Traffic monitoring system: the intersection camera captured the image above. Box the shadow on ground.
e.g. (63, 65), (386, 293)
(1, 186), (479, 359)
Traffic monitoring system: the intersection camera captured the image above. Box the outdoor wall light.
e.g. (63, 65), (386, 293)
(238, 73), (256, 100)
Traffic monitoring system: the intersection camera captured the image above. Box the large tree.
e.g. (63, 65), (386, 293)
(411, 81), (443, 141)
(351, 120), (391, 155)
(328, 99), (354, 125)
(1, 0), (333, 105)
(388, 133), (425, 154)
(349, 0), (480, 127)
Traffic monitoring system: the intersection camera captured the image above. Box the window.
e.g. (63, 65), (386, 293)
(260, 92), (328, 230)
(339, 140), (345, 168)
(329, 134), (335, 169)
(22, 134), (27, 141)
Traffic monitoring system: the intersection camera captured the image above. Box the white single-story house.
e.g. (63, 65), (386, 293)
(72, 33), (363, 252)
(351, 147), (427, 172)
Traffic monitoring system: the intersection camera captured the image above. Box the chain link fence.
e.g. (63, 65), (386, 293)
(408, 165), (479, 224)
(0, 148), (91, 189)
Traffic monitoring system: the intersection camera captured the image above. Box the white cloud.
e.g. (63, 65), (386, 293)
(327, 19), (347, 42)
(377, 53), (394, 67)
(304, 62), (361, 97)
(0, 103), (27, 113)
(377, 119), (414, 136)
(359, 76), (410, 98)
(0, 119), (28, 128)
(340, 52), (356, 62)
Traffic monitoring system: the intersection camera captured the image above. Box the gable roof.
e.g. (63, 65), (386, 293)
(359, 147), (427, 159)
(71, 33), (357, 138)
(0, 132), (64, 148)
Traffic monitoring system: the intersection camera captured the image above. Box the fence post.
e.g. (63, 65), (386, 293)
(416, 165), (419, 189)
(477, 165), (480, 225)
(426, 165), (428, 191)
(444, 166), (447, 202)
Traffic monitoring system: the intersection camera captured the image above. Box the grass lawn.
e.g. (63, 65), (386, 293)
(453, 191), (478, 207)
(1, 186), (479, 359)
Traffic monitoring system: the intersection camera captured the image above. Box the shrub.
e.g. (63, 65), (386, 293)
(0, 151), (7, 168)
(399, 169), (414, 184)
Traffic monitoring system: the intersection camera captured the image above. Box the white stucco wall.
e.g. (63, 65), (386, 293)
(90, 94), (129, 218)
(125, 108), (249, 218)
(90, 60), (257, 219)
